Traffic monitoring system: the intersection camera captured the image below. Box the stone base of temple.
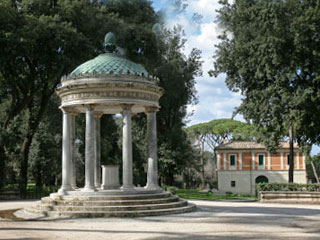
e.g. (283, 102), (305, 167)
(25, 190), (196, 218)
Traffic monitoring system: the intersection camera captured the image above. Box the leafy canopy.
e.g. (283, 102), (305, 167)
(212, 0), (320, 149)
(187, 118), (256, 148)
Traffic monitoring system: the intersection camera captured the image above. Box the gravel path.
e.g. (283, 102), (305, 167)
(0, 199), (320, 240)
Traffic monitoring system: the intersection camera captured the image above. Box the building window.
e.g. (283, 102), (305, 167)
(258, 154), (264, 166)
(230, 155), (236, 166)
(231, 181), (236, 187)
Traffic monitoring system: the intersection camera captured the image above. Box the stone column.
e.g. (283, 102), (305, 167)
(70, 114), (77, 189)
(145, 107), (160, 190)
(121, 105), (134, 190)
(82, 106), (96, 192)
(94, 114), (102, 188)
(58, 108), (73, 194)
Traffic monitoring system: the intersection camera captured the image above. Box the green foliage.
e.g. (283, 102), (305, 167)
(175, 188), (255, 200)
(2, 183), (59, 199)
(0, 0), (160, 189)
(138, 25), (202, 186)
(306, 153), (320, 183)
(187, 118), (256, 144)
(186, 119), (256, 188)
(162, 185), (177, 194)
(29, 95), (62, 187)
(213, 0), (320, 150)
(0, 0), (202, 190)
(257, 183), (320, 192)
(131, 114), (147, 186)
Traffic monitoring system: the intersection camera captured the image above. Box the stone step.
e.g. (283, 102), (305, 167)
(45, 196), (180, 206)
(50, 192), (172, 201)
(26, 191), (196, 218)
(44, 204), (196, 218)
(47, 200), (187, 212)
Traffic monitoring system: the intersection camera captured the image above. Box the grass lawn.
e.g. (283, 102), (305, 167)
(175, 189), (257, 201)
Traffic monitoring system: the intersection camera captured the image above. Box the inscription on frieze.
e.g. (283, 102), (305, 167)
(62, 91), (158, 102)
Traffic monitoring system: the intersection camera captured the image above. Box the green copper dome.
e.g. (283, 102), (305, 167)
(68, 32), (154, 79)
(69, 53), (150, 78)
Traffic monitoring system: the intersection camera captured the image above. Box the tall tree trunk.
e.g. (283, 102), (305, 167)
(18, 88), (52, 194)
(213, 153), (218, 181)
(0, 145), (5, 188)
(200, 141), (206, 189)
(197, 136), (205, 189)
(311, 160), (320, 184)
(288, 125), (294, 183)
(19, 134), (33, 195)
(165, 172), (174, 186)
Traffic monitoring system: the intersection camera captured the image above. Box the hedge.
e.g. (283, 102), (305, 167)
(1, 184), (59, 199)
(257, 183), (320, 192)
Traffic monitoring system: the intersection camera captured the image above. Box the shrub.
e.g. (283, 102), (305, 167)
(257, 183), (320, 192)
(162, 185), (177, 194)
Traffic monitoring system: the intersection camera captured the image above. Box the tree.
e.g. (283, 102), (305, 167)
(127, 25), (202, 186)
(306, 153), (320, 183)
(187, 118), (256, 188)
(0, 0), (160, 190)
(153, 26), (202, 186)
(29, 95), (62, 187)
(213, 0), (320, 182)
(0, 0), (201, 190)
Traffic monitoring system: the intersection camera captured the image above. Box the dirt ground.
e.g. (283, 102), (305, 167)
(0, 199), (320, 240)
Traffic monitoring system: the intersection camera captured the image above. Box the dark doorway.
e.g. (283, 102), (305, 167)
(255, 175), (269, 184)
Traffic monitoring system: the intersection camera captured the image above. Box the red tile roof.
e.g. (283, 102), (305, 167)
(215, 141), (299, 150)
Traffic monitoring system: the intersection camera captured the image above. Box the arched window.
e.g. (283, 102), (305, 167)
(255, 175), (269, 184)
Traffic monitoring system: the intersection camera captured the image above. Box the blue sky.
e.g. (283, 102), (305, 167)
(152, 0), (243, 125)
(151, 0), (319, 156)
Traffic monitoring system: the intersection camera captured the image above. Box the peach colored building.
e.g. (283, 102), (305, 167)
(215, 141), (307, 194)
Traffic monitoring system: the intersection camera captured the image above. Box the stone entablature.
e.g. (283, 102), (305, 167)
(57, 76), (162, 114)
(61, 74), (160, 85)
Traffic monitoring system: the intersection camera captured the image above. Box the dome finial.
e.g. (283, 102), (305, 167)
(104, 32), (116, 53)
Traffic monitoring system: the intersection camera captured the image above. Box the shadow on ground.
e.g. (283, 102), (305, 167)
(0, 209), (24, 220)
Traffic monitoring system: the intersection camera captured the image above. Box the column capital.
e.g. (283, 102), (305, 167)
(60, 106), (74, 114)
(145, 106), (159, 113)
(121, 104), (134, 111)
(83, 104), (98, 111)
(94, 112), (103, 119)
(70, 111), (79, 117)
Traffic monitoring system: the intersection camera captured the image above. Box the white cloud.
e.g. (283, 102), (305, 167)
(155, 0), (244, 126)
(188, 0), (221, 20)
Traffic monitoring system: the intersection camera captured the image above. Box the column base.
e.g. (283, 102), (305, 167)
(144, 184), (161, 191)
(81, 187), (96, 192)
(71, 185), (78, 190)
(58, 185), (73, 195)
(101, 184), (120, 190)
(121, 185), (135, 191)
(95, 183), (101, 188)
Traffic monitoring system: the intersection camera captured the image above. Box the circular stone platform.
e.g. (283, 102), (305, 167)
(26, 191), (196, 218)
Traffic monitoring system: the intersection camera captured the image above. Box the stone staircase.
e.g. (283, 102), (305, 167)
(26, 191), (196, 218)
